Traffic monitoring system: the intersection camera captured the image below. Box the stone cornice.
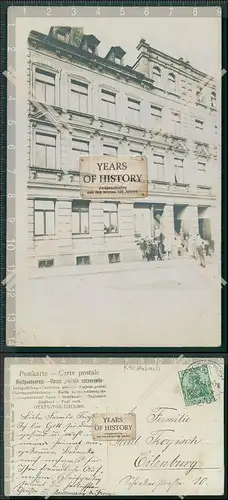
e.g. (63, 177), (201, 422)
(28, 30), (154, 90)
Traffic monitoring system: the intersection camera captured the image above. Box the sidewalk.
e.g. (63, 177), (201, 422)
(29, 253), (218, 280)
(29, 256), (188, 280)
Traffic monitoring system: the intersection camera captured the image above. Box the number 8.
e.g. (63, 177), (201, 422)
(193, 7), (198, 16)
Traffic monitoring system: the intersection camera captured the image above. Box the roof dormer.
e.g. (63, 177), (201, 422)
(80, 34), (100, 55)
(48, 27), (84, 47)
(105, 46), (126, 65)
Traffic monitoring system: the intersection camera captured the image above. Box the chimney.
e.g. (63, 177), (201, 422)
(133, 39), (150, 77)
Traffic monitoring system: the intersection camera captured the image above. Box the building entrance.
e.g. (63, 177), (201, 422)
(173, 205), (188, 237)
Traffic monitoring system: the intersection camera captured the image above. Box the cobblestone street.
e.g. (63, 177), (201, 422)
(17, 256), (221, 347)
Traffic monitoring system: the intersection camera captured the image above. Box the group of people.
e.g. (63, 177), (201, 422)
(138, 227), (210, 267)
(157, 229), (210, 267)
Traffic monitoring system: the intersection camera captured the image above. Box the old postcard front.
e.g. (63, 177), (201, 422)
(7, 6), (221, 346)
(4, 357), (224, 496)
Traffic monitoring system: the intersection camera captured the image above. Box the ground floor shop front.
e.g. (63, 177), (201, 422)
(27, 195), (218, 269)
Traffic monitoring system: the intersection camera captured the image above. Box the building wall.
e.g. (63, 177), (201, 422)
(27, 32), (220, 270)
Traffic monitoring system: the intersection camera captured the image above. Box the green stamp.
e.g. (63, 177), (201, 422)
(178, 364), (215, 406)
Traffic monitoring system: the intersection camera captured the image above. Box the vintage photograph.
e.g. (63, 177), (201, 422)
(12, 10), (221, 346)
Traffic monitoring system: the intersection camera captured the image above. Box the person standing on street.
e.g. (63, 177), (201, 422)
(163, 236), (172, 259)
(196, 233), (206, 267)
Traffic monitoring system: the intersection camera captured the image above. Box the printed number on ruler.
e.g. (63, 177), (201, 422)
(7, 313), (15, 322)
(7, 239), (15, 251)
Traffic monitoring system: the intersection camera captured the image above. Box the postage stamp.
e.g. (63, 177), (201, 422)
(92, 413), (136, 441)
(178, 362), (220, 407)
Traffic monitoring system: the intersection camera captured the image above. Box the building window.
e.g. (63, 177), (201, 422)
(187, 81), (192, 100)
(108, 253), (120, 263)
(172, 111), (181, 134)
(195, 119), (204, 130)
(197, 161), (206, 185)
(153, 66), (161, 87)
(76, 255), (90, 265)
(38, 259), (54, 268)
(196, 86), (204, 104)
(34, 200), (55, 236)
(87, 44), (95, 54)
(70, 80), (88, 113)
(103, 144), (118, 156)
(168, 73), (176, 92)
(127, 98), (140, 126)
(35, 69), (55, 105)
(72, 200), (90, 235)
(180, 78), (187, 98)
(101, 89), (116, 120)
(35, 133), (56, 169)
(172, 112), (181, 124)
(153, 154), (165, 181)
(71, 139), (89, 170)
(57, 33), (66, 42)
(211, 91), (216, 109)
(174, 158), (184, 184)
(151, 105), (162, 128)
(130, 149), (142, 156)
(104, 202), (118, 234)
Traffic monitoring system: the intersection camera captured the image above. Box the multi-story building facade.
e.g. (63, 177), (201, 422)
(27, 26), (220, 269)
